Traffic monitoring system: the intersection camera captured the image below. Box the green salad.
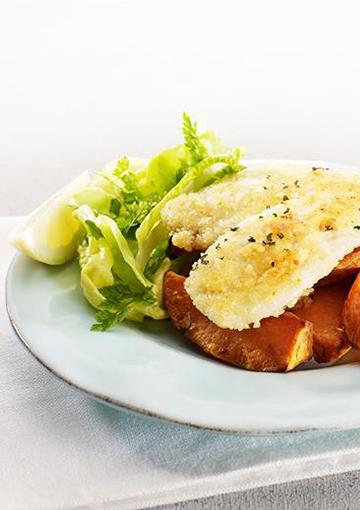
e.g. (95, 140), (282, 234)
(12, 114), (245, 330)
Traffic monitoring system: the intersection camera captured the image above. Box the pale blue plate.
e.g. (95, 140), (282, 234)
(6, 161), (360, 433)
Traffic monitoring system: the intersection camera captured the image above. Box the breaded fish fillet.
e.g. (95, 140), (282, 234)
(162, 163), (360, 252)
(184, 170), (360, 330)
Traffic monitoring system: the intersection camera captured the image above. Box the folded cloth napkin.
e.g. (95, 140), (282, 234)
(3, 217), (360, 510)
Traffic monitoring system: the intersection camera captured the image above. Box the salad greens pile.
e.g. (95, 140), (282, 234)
(71, 114), (245, 330)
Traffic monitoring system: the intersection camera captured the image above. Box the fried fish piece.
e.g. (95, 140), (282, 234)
(162, 164), (360, 252)
(185, 180), (360, 330)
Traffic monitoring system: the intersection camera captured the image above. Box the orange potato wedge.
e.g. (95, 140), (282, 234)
(343, 273), (360, 349)
(319, 247), (360, 286)
(163, 271), (313, 372)
(333, 348), (360, 366)
(294, 280), (352, 363)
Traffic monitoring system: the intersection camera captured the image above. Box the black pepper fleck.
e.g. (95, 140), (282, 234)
(263, 233), (276, 246)
(283, 207), (290, 214)
(248, 236), (256, 243)
(277, 233), (284, 239)
(230, 227), (239, 232)
(282, 195), (289, 201)
(271, 261), (275, 267)
(273, 213), (278, 217)
(199, 253), (209, 265)
(294, 180), (300, 188)
(354, 226), (360, 230)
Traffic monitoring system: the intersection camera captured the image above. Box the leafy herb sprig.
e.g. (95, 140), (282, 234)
(91, 282), (155, 331)
(182, 112), (208, 163)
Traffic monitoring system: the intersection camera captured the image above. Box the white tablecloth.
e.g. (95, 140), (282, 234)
(2, 0), (360, 507)
(2, 216), (360, 510)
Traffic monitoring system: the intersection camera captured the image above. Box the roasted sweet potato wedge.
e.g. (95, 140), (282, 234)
(163, 271), (313, 372)
(318, 247), (360, 286)
(294, 280), (352, 363)
(333, 348), (360, 366)
(343, 273), (360, 349)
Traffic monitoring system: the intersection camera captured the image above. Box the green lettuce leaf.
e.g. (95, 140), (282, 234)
(72, 113), (245, 330)
(78, 237), (114, 309)
(135, 148), (244, 271)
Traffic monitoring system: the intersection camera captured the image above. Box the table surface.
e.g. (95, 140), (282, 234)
(2, 1), (360, 508)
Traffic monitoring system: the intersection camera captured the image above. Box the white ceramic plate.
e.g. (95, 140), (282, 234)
(6, 160), (360, 434)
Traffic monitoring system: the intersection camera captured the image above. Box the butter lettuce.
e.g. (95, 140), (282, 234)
(78, 236), (114, 309)
(72, 114), (245, 330)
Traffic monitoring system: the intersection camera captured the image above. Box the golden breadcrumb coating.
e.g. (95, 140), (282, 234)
(162, 163), (360, 252)
(183, 166), (360, 330)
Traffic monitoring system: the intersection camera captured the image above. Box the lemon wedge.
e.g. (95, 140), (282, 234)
(10, 171), (90, 265)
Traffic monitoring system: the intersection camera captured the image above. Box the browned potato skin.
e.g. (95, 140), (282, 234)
(343, 273), (360, 349)
(164, 271), (313, 372)
(333, 348), (360, 366)
(318, 247), (360, 286)
(294, 280), (352, 363)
